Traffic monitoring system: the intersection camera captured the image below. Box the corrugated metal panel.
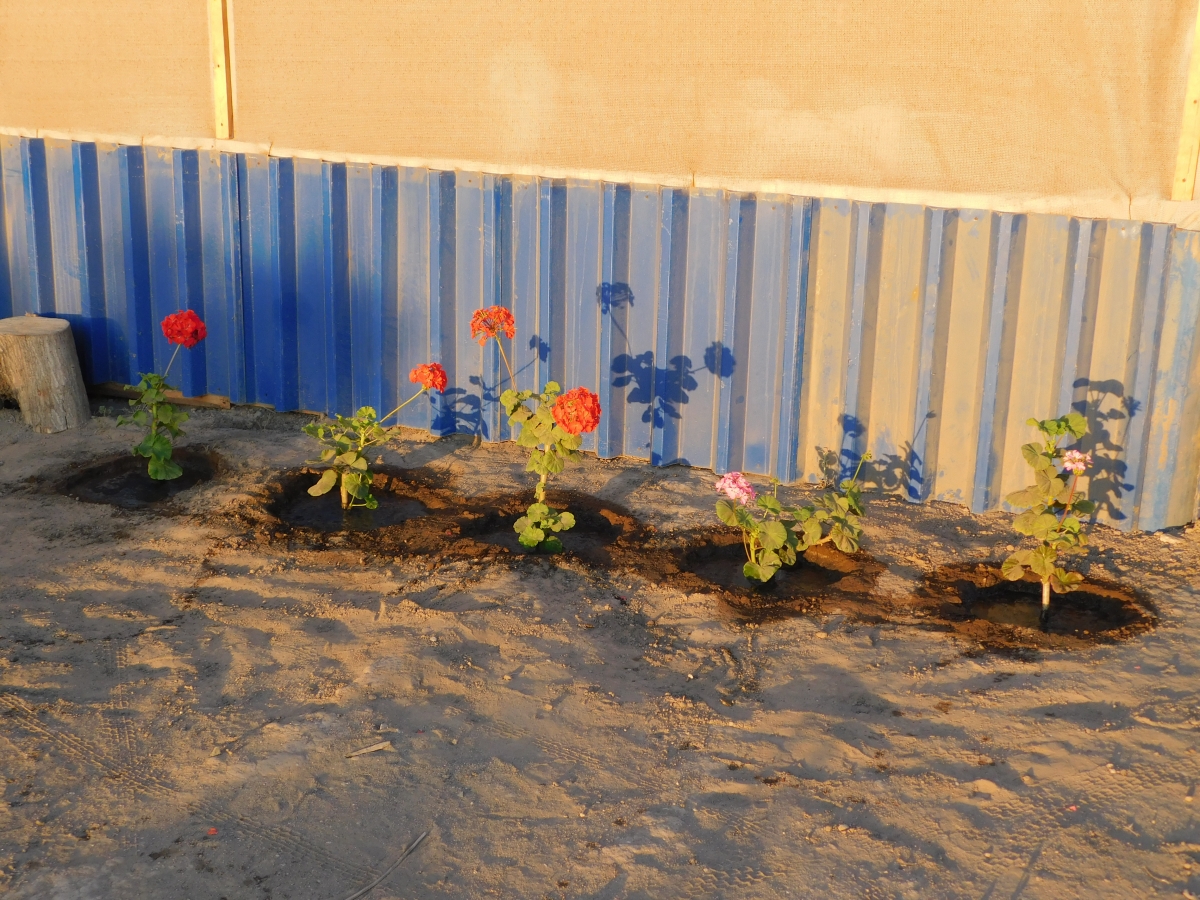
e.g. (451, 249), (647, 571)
(1, 135), (1198, 530)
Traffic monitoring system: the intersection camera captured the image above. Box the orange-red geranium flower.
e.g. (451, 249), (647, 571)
(552, 387), (601, 435)
(469, 306), (516, 345)
(409, 362), (448, 392)
(161, 310), (207, 348)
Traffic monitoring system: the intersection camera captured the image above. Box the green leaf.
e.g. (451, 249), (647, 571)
(1028, 545), (1058, 579)
(1006, 487), (1040, 508)
(519, 526), (546, 548)
(147, 456), (183, 481)
(308, 468), (339, 496)
(715, 499), (739, 527)
(541, 536), (564, 554)
(1073, 498), (1096, 515)
(1000, 554), (1027, 581)
(1064, 411), (1088, 439)
(756, 495), (782, 515)
(743, 561), (768, 583)
(1051, 568), (1083, 593)
(526, 502), (550, 521)
(760, 520), (787, 551)
(542, 381), (561, 395)
(1021, 442), (1048, 469)
(829, 523), (860, 554)
(364, 495), (379, 510)
(557, 511), (575, 530)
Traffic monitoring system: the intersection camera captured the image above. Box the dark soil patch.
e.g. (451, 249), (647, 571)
(256, 468), (648, 567)
(455, 488), (645, 567)
(914, 563), (1157, 650)
(61, 449), (219, 510)
(642, 528), (886, 620)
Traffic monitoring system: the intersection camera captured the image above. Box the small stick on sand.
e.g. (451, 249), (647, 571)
(337, 831), (429, 900)
(345, 740), (393, 758)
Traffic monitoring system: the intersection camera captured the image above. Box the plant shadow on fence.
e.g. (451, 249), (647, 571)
(1071, 377), (1135, 523)
(602, 279), (737, 466)
(817, 414), (933, 499)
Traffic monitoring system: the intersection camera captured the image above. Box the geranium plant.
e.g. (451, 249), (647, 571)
(471, 305), (602, 553)
(117, 310), (207, 480)
(714, 453), (872, 586)
(303, 363), (447, 510)
(1001, 412), (1095, 627)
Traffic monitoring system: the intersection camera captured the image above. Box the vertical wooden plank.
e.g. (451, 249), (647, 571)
(1172, 3), (1200, 200)
(208, 0), (233, 139)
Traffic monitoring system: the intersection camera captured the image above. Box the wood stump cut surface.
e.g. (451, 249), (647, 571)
(0, 315), (91, 434)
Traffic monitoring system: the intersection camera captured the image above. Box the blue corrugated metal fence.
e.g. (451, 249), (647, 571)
(1, 135), (1198, 530)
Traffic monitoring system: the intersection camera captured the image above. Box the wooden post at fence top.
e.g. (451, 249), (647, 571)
(208, 0), (234, 140)
(1173, 2), (1200, 201)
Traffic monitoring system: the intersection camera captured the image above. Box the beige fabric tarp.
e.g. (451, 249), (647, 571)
(0, 1), (1195, 204)
(0, 1), (212, 139)
(231, 0), (1195, 201)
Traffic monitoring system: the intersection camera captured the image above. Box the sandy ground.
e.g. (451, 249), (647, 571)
(1, 404), (1198, 900)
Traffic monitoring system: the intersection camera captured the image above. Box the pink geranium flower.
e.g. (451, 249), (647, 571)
(1061, 449), (1092, 474)
(715, 472), (757, 505)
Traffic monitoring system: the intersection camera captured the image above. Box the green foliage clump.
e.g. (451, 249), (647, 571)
(303, 407), (394, 510)
(117, 373), (189, 481)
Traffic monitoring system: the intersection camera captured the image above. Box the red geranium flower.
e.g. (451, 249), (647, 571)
(470, 306), (516, 345)
(161, 310), (207, 348)
(552, 387), (601, 435)
(409, 362), (448, 392)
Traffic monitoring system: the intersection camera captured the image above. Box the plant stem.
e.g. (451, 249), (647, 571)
(161, 343), (183, 381)
(493, 337), (516, 389)
(1059, 470), (1080, 523)
(340, 481), (350, 510)
(379, 386), (429, 424)
(1040, 579), (1051, 630)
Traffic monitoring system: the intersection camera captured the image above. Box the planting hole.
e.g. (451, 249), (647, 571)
(62, 449), (218, 509)
(920, 565), (1156, 649)
(268, 469), (432, 533)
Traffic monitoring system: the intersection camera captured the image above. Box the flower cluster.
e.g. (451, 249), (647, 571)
(551, 387), (601, 436)
(409, 362), (448, 393)
(162, 309), (207, 349)
(1061, 448), (1092, 474)
(470, 306), (516, 345)
(715, 472), (757, 505)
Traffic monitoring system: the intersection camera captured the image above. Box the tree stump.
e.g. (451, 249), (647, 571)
(0, 315), (91, 434)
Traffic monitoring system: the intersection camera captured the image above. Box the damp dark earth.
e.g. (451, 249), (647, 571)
(2, 403), (1199, 900)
